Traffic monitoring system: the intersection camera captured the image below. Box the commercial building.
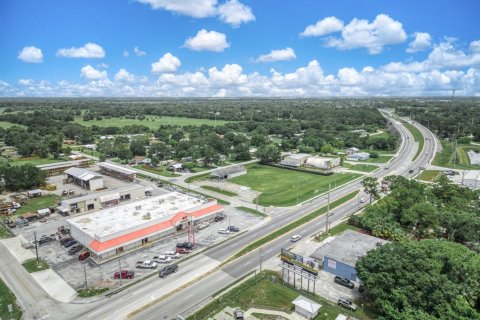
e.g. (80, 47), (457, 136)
(346, 152), (370, 161)
(57, 184), (150, 215)
(305, 156), (341, 170)
(346, 147), (360, 155)
(462, 170), (480, 189)
(37, 159), (94, 176)
(98, 162), (136, 181)
(292, 296), (321, 319)
(280, 153), (311, 167)
(64, 168), (104, 191)
(67, 192), (223, 262)
(311, 230), (388, 282)
(210, 165), (247, 180)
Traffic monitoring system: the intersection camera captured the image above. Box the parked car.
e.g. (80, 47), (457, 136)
(176, 242), (194, 250)
(78, 251), (91, 261)
(337, 297), (357, 311)
(214, 215), (225, 222)
(68, 244), (83, 255)
(176, 247), (190, 254)
(64, 239), (77, 248)
(195, 221), (209, 231)
(164, 251), (180, 259)
(234, 309), (244, 320)
(334, 276), (355, 289)
(114, 270), (135, 279)
(135, 260), (158, 269)
(291, 234), (301, 242)
(152, 255), (171, 264)
(12, 202), (22, 209)
(159, 264), (178, 278)
(227, 226), (240, 232)
(38, 236), (54, 245)
(218, 228), (230, 234)
(60, 237), (72, 245)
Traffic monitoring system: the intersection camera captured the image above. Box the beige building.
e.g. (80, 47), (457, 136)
(305, 156), (341, 169)
(280, 153), (311, 167)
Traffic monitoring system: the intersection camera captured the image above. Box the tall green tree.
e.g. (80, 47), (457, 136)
(362, 176), (379, 204)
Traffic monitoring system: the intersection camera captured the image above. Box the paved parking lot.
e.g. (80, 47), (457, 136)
(13, 205), (263, 290)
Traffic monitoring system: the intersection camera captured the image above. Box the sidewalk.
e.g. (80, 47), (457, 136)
(0, 235), (77, 303)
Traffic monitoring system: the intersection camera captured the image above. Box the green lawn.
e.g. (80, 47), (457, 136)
(185, 172), (211, 183)
(10, 157), (68, 166)
(349, 164), (378, 172)
(73, 116), (231, 128)
(236, 206), (267, 217)
(15, 195), (60, 217)
(22, 258), (49, 273)
(201, 185), (238, 197)
(419, 170), (442, 182)
(0, 279), (22, 320)
(188, 271), (370, 320)
(403, 122), (424, 161)
(0, 121), (25, 129)
(355, 155), (393, 163)
(230, 165), (362, 207)
(78, 288), (109, 297)
(0, 222), (12, 238)
(133, 165), (180, 177)
(433, 142), (480, 169)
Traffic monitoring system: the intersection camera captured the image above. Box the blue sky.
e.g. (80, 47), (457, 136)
(1, 0), (479, 97)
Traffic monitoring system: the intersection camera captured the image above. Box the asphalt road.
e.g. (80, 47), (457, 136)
(0, 115), (436, 320)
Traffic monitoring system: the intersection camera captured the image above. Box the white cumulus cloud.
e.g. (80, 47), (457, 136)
(136, 0), (217, 18)
(134, 46), (146, 56)
(18, 46), (43, 63)
(322, 14), (407, 54)
(300, 16), (344, 37)
(115, 68), (136, 82)
(218, 0), (255, 27)
(57, 42), (105, 58)
(407, 32), (432, 53)
(255, 47), (296, 63)
(81, 65), (108, 80)
(151, 53), (181, 74)
(184, 29), (229, 52)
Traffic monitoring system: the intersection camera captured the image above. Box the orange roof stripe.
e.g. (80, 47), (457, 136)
(89, 203), (223, 253)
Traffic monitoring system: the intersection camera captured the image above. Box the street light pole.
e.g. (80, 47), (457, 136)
(259, 247), (263, 272)
(34, 231), (39, 262)
(296, 177), (299, 205)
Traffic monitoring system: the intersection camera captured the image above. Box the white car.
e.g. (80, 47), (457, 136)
(135, 260), (158, 269)
(359, 197), (366, 203)
(327, 211), (335, 217)
(152, 255), (171, 264)
(291, 235), (301, 242)
(164, 251), (180, 259)
(218, 228), (230, 234)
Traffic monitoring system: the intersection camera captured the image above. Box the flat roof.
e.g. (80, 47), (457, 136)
(464, 170), (480, 180)
(60, 184), (146, 205)
(286, 153), (311, 160)
(37, 160), (88, 170)
(310, 230), (389, 266)
(98, 162), (137, 175)
(67, 192), (207, 239)
(211, 165), (246, 177)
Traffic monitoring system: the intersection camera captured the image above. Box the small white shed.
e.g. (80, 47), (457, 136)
(292, 295), (321, 319)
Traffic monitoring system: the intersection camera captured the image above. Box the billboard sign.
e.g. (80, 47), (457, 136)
(281, 248), (318, 276)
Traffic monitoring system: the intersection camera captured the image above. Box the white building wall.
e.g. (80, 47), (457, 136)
(227, 170), (246, 179)
(89, 178), (104, 191)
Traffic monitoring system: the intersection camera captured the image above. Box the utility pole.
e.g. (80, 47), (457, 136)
(34, 231), (39, 262)
(118, 258), (122, 285)
(255, 191), (259, 213)
(84, 265), (88, 290)
(296, 177), (300, 205)
(326, 183), (331, 233)
(259, 247), (263, 272)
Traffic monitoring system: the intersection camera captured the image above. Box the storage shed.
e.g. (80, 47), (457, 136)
(292, 295), (321, 319)
(64, 168), (104, 191)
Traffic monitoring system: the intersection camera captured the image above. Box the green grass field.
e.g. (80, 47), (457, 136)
(15, 195), (60, 217)
(419, 170), (442, 182)
(355, 155), (393, 163)
(185, 172), (210, 183)
(188, 271), (370, 320)
(201, 185), (238, 197)
(133, 165), (180, 177)
(403, 122), (424, 161)
(229, 165), (362, 207)
(10, 157), (68, 166)
(433, 142), (480, 169)
(73, 116), (230, 128)
(0, 121), (25, 129)
(22, 258), (49, 273)
(349, 164), (378, 172)
(0, 279), (22, 320)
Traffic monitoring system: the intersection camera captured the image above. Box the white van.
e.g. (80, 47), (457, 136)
(152, 255), (171, 264)
(164, 251), (180, 259)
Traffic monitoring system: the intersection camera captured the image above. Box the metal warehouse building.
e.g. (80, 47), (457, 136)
(67, 192), (223, 262)
(98, 162), (137, 181)
(64, 167), (104, 190)
(280, 153), (311, 167)
(57, 184), (151, 215)
(311, 230), (388, 282)
(210, 165), (247, 180)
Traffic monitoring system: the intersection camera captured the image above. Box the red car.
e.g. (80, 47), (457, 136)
(114, 270), (135, 279)
(176, 247), (190, 254)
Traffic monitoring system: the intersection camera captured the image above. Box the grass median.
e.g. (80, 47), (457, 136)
(0, 279), (22, 320)
(201, 185), (237, 197)
(22, 258), (49, 273)
(227, 190), (359, 262)
(403, 122), (424, 161)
